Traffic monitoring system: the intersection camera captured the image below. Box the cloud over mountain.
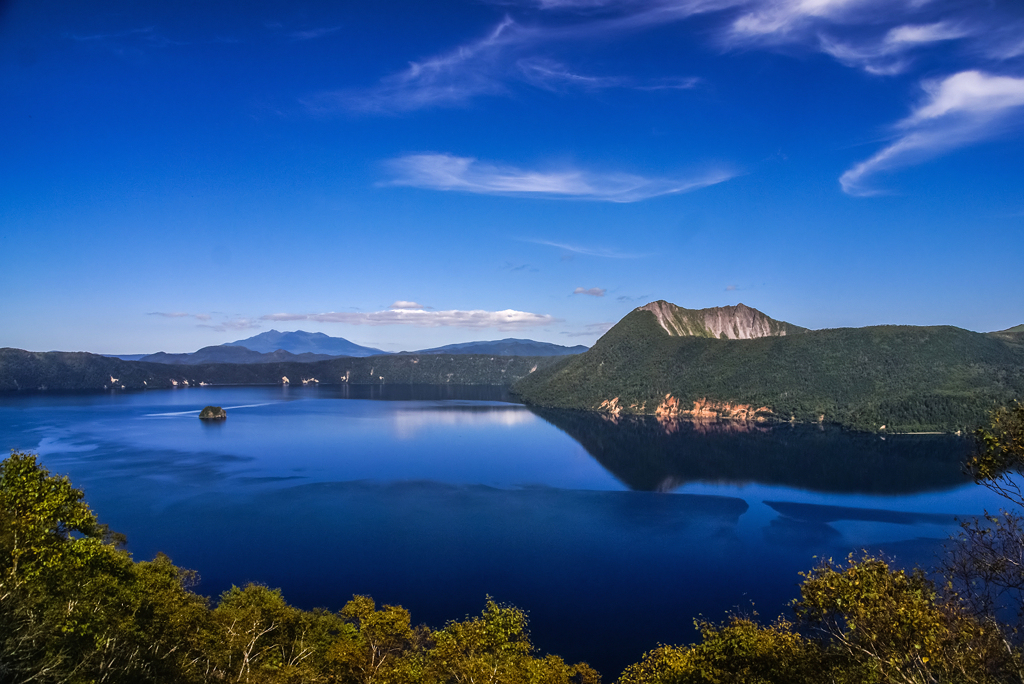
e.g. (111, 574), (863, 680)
(262, 307), (559, 330)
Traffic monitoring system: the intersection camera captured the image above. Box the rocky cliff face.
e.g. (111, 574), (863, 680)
(637, 301), (807, 339)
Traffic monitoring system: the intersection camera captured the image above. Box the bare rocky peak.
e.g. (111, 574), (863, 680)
(637, 301), (806, 339)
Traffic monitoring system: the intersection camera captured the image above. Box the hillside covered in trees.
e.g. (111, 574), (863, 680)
(0, 348), (561, 392)
(513, 305), (1024, 433)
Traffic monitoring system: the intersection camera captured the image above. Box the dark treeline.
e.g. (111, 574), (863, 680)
(3, 403), (1024, 683)
(0, 347), (561, 392)
(514, 310), (1024, 433)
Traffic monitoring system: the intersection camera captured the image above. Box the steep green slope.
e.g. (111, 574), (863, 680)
(0, 348), (559, 391)
(513, 309), (1024, 432)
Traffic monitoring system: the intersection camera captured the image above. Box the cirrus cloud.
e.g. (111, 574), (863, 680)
(840, 70), (1024, 196)
(383, 153), (736, 202)
(310, 0), (1023, 118)
(573, 287), (606, 296)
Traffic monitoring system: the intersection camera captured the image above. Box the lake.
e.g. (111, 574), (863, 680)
(0, 385), (1003, 677)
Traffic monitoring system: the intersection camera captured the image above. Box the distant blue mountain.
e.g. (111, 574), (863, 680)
(129, 332), (586, 365)
(226, 330), (387, 358)
(405, 338), (588, 357)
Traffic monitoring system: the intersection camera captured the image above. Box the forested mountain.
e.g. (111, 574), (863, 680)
(140, 346), (337, 365)
(406, 338), (588, 356)
(0, 348), (560, 391)
(512, 303), (1024, 432)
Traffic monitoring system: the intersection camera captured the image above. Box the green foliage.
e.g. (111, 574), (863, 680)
(211, 583), (350, 683)
(198, 405), (226, 419)
(621, 553), (1019, 684)
(514, 310), (1024, 432)
(795, 554), (1015, 683)
(618, 616), (819, 684)
(966, 401), (1024, 505)
(424, 599), (601, 684)
(0, 452), (212, 683)
(326, 594), (419, 683)
(0, 347), (565, 391)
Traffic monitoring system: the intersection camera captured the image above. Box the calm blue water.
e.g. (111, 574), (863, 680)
(0, 386), (1005, 677)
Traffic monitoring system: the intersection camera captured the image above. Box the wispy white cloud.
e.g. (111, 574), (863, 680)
(818, 21), (973, 75)
(840, 70), (1024, 196)
(573, 287), (607, 296)
(306, 18), (520, 113)
(383, 153), (736, 202)
(517, 58), (626, 90)
(515, 57), (700, 90)
(524, 238), (647, 258)
(305, 7), (713, 114)
(262, 307), (559, 330)
(728, 0), (888, 43)
(370, 0), (1023, 111)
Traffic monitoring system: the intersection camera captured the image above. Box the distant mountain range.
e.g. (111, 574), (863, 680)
(118, 331), (588, 365)
(512, 301), (1024, 433)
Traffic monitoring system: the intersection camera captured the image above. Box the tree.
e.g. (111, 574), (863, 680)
(325, 595), (421, 684)
(795, 554), (1012, 684)
(965, 401), (1024, 508)
(617, 615), (818, 684)
(212, 583), (349, 683)
(0, 452), (212, 684)
(425, 600), (600, 684)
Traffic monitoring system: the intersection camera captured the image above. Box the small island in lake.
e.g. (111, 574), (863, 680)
(198, 406), (226, 420)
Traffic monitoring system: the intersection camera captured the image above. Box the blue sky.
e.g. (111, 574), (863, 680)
(1, 0), (1022, 354)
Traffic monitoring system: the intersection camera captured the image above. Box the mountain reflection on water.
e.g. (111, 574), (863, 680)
(531, 408), (973, 494)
